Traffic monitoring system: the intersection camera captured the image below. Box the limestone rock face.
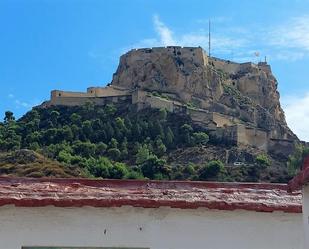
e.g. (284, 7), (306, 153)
(112, 47), (221, 103)
(111, 46), (297, 140)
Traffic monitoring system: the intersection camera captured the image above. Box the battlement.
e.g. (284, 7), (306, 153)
(47, 85), (132, 107)
(124, 46), (209, 67)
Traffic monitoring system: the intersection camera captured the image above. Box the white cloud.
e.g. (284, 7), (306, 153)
(7, 93), (39, 110)
(153, 15), (176, 46)
(271, 50), (305, 62)
(15, 100), (31, 108)
(268, 16), (309, 51)
(129, 15), (248, 57)
(282, 93), (309, 142)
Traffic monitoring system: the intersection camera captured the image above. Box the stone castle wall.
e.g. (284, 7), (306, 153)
(237, 125), (268, 151)
(49, 86), (132, 106)
(127, 46), (208, 67)
(45, 87), (293, 153)
(133, 90), (270, 151)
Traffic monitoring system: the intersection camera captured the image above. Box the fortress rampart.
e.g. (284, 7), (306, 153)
(125, 46), (208, 67)
(42, 86), (294, 153)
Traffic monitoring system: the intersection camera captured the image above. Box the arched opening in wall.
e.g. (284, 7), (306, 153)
(58, 93), (61, 97)
(232, 82), (236, 87)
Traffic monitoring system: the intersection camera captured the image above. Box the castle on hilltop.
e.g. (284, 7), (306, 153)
(40, 46), (297, 155)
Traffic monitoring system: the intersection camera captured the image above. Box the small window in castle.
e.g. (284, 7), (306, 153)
(177, 51), (181, 55)
(58, 93), (61, 97)
(232, 82), (236, 86)
(91, 91), (93, 93)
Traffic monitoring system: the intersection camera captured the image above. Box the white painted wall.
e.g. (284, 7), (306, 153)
(303, 185), (309, 249)
(0, 205), (303, 249)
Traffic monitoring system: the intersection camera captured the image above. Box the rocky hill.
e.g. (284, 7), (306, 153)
(0, 46), (303, 182)
(112, 47), (295, 141)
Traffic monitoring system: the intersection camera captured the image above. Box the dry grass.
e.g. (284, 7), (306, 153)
(0, 149), (85, 178)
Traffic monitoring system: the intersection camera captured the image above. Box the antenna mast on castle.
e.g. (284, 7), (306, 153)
(208, 19), (211, 57)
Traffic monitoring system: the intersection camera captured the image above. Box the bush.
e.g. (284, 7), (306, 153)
(141, 155), (169, 179)
(192, 132), (209, 145)
(125, 170), (144, 179)
(96, 142), (107, 155)
(199, 160), (225, 180)
(72, 141), (96, 157)
(88, 157), (112, 178)
(57, 150), (72, 164)
(107, 148), (121, 161)
(136, 144), (150, 165)
(109, 162), (129, 179)
(182, 163), (196, 175)
(256, 154), (271, 167)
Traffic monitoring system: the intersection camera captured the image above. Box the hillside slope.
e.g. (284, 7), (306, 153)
(0, 149), (85, 178)
(0, 104), (292, 182)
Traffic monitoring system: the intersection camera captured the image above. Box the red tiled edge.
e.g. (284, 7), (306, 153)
(0, 177), (302, 213)
(288, 156), (309, 192)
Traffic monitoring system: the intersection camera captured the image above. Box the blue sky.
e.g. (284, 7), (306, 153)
(1, 0), (309, 141)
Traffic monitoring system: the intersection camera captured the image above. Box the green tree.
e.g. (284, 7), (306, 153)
(199, 160), (225, 180)
(105, 104), (116, 115)
(181, 124), (193, 145)
(2, 127), (21, 151)
(61, 125), (74, 142)
(120, 138), (128, 159)
(96, 142), (108, 156)
(87, 157), (112, 178)
(141, 155), (169, 179)
(154, 137), (166, 157)
(109, 162), (129, 179)
(164, 127), (174, 148)
(132, 123), (142, 140)
(70, 113), (81, 125)
(256, 154), (271, 168)
(57, 150), (72, 164)
(82, 120), (93, 138)
(287, 144), (309, 176)
(107, 148), (121, 161)
(72, 141), (96, 157)
(109, 138), (118, 149)
(158, 108), (167, 121)
(4, 111), (15, 123)
(152, 120), (164, 139)
(115, 117), (126, 131)
(104, 122), (115, 140)
(50, 110), (60, 126)
(136, 144), (150, 165)
(192, 132), (209, 145)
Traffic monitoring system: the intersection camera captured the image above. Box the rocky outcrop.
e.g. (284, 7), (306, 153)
(111, 46), (297, 141)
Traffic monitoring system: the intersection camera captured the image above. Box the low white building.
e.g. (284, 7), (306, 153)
(0, 176), (304, 249)
(288, 156), (309, 249)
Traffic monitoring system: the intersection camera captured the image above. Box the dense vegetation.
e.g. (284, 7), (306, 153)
(0, 103), (223, 180)
(1, 102), (305, 182)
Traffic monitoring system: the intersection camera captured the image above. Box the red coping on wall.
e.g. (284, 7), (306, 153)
(0, 177), (302, 213)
